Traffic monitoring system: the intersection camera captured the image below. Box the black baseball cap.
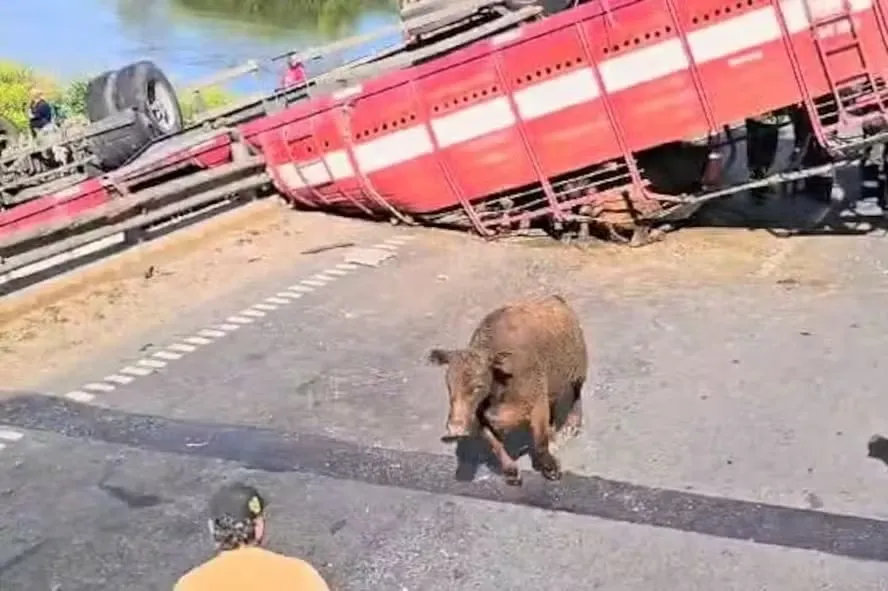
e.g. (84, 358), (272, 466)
(209, 482), (266, 522)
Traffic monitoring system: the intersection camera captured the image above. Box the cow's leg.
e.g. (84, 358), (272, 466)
(530, 399), (562, 480)
(478, 425), (521, 486)
(551, 379), (584, 453)
(483, 402), (528, 485)
(564, 378), (585, 434)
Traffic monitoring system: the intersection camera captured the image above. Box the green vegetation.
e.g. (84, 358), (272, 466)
(178, 85), (238, 122)
(0, 61), (89, 130)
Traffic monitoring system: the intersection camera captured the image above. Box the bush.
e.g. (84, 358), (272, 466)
(0, 61), (88, 130)
(57, 79), (89, 121)
(178, 85), (237, 124)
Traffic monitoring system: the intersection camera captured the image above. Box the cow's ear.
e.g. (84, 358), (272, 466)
(428, 348), (455, 365)
(491, 351), (513, 378)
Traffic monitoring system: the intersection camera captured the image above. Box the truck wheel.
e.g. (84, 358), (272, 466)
(113, 60), (183, 137)
(87, 109), (155, 171)
(85, 70), (119, 123)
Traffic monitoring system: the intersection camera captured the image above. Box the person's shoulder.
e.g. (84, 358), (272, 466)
(172, 567), (197, 591)
(171, 555), (220, 591)
(255, 549), (330, 588)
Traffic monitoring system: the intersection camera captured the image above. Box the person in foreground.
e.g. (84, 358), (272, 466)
(174, 482), (331, 591)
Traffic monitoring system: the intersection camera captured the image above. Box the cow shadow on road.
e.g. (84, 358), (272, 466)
(453, 431), (535, 482)
(452, 399), (578, 482)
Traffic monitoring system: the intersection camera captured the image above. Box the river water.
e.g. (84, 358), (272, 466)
(0, 0), (401, 94)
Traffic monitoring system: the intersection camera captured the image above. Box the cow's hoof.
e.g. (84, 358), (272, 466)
(533, 454), (562, 481)
(503, 469), (522, 486)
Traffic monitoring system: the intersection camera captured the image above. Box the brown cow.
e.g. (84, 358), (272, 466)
(428, 294), (588, 486)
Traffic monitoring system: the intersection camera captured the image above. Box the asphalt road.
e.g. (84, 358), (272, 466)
(4, 217), (888, 590)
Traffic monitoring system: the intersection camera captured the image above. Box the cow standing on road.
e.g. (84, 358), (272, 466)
(428, 294), (589, 486)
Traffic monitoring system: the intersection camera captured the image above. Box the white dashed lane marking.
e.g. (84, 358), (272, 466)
(241, 309), (267, 318)
(55, 234), (417, 403)
(138, 359), (167, 369)
(168, 343), (197, 353)
(105, 374), (135, 385)
(227, 316), (254, 324)
(65, 391), (96, 403)
(0, 428), (26, 452)
(199, 329), (227, 338)
(83, 382), (116, 393)
(256, 301), (283, 309)
(120, 365), (154, 377)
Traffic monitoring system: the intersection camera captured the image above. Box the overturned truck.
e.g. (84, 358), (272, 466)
(2, 0), (888, 286)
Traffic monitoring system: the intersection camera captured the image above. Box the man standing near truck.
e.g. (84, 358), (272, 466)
(27, 88), (54, 137)
(279, 54), (307, 89)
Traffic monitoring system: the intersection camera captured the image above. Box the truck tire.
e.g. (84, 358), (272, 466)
(85, 70), (119, 123)
(88, 109), (155, 171)
(113, 60), (183, 138)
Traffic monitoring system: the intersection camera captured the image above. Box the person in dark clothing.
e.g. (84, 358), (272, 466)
(28, 89), (53, 136)
(745, 112), (782, 202)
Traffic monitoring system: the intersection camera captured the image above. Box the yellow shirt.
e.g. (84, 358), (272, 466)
(174, 546), (331, 591)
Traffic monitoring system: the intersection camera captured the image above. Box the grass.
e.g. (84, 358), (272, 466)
(0, 61), (238, 131)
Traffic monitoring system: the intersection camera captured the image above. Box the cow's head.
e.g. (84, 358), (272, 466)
(427, 347), (513, 442)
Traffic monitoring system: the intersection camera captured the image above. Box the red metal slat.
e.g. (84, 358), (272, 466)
(662, 0), (718, 135)
(768, 0), (829, 147)
(406, 75), (491, 235)
(282, 125), (336, 207)
(490, 50), (566, 223)
(574, 20), (648, 201)
(308, 114), (375, 215)
(332, 102), (415, 225)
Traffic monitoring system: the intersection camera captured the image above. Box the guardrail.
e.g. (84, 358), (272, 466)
(0, 155), (272, 295)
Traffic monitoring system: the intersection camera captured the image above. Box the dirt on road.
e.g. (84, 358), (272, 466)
(0, 200), (848, 391)
(0, 199), (390, 390)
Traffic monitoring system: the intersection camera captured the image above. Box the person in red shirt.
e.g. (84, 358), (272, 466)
(280, 54), (307, 89)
